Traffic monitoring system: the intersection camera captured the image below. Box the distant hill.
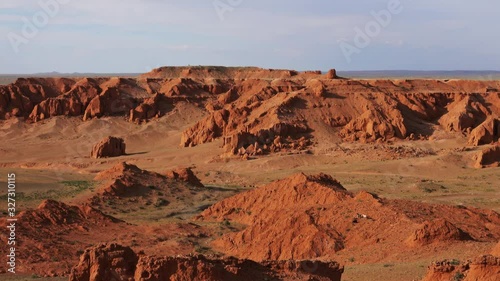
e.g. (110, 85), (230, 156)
(1, 68), (499, 85)
(337, 70), (500, 80)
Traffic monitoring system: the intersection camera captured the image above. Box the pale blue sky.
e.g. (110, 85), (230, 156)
(0, 0), (499, 73)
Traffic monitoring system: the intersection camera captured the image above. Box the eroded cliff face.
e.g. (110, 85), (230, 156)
(422, 255), (500, 281)
(68, 243), (344, 281)
(1, 67), (499, 157)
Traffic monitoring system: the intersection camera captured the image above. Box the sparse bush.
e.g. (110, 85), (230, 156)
(221, 219), (231, 227)
(453, 272), (465, 281)
(194, 245), (211, 254)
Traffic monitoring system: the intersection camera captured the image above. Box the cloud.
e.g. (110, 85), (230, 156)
(1, 0), (499, 72)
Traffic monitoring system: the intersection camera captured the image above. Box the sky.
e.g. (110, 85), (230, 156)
(0, 0), (499, 74)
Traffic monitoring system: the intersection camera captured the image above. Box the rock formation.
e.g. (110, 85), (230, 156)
(406, 219), (473, 246)
(0, 200), (123, 276)
(325, 69), (337, 79)
(69, 243), (344, 281)
(91, 136), (126, 159)
(18, 199), (120, 227)
(90, 163), (208, 213)
(474, 144), (500, 168)
(129, 95), (161, 123)
(69, 244), (138, 281)
(467, 117), (500, 146)
(165, 167), (204, 188)
(92, 162), (168, 199)
(422, 255), (500, 281)
(198, 173), (500, 262)
(0, 67), (499, 155)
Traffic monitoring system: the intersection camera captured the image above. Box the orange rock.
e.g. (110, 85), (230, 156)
(91, 136), (126, 159)
(406, 219), (473, 247)
(198, 173), (500, 262)
(325, 69), (337, 79)
(422, 255), (500, 281)
(468, 117), (500, 146)
(165, 167), (204, 188)
(69, 243), (344, 281)
(474, 144), (500, 168)
(69, 243), (138, 281)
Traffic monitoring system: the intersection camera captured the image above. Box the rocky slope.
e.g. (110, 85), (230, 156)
(474, 143), (500, 168)
(422, 242), (500, 281)
(0, 164), (214, 277)
(198, 173), (500, 262)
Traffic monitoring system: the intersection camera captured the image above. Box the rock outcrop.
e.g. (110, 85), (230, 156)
(438, 95), (490, 133)
(18, 199), (120, 227)
(92, 162), (168, 199)
(474, 144), (500, 168)
(91, 136), (126, 159)
(29, 96), (83, 121)
(90, 163), (208, 213)
(325, 69), (337, 79)
(422, 255), (500, 281)
(406, 219), (473, 246)
(82, 87), (136, 121)
(165, 167), (204, 188)
(198, 173), (500, 262)
(339, 107), (407, 142)
(128, 94), (167, 123)
(0, 67), (499, 156)
(468, 117), (500, 146)
(69, 243), (344, 281)
(69, 244), (138, 281)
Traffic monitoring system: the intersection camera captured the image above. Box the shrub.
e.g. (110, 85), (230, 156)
(453, 272), (465, 281)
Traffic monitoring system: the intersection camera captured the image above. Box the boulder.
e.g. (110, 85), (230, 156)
(91, 137), (126, 159)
